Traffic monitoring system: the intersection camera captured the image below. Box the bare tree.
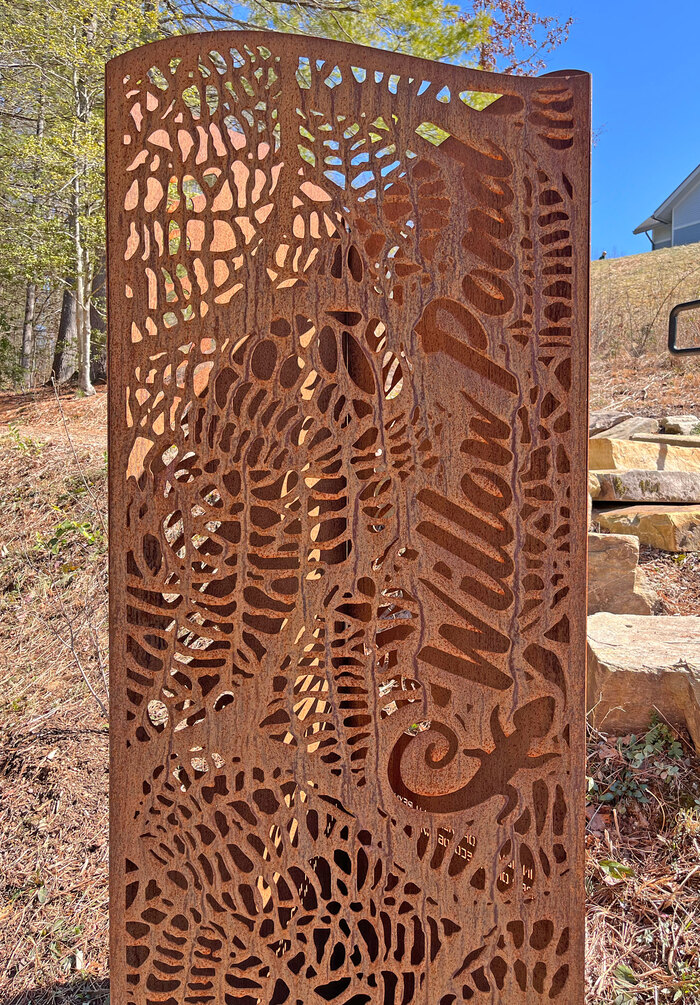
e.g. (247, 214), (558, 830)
(19, 82), (45, 385)
(50, 283), (78, 384)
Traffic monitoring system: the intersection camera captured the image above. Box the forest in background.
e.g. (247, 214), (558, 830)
(0, 0), (569, 393)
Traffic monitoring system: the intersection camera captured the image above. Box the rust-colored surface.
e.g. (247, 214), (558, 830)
(106, 31), (590, 1004)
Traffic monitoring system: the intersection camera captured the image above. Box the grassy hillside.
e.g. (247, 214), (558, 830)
(590, 243), (700, 414)
(591, 242), (700, 359)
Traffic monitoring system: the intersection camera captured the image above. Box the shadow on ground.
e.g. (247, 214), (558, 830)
(0, 977), (109, 1005)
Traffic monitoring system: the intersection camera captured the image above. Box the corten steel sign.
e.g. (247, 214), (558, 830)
(106, 30), (590, 1004)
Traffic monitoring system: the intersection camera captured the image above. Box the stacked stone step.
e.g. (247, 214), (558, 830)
(589, 414), (700, 552)
(586, 412), (700, 750)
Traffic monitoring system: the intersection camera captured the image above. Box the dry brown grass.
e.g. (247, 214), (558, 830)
(590, 351), (700, 417)
(591, 243), (700, 361)
(1, 375), (700, 1003)
(590, 243), (700, 421)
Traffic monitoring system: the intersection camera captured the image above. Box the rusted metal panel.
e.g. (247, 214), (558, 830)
(106, 31), (590, 1004)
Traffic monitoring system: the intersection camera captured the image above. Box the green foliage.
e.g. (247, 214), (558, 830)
(612, 962), (638, 1001)
(37, 507), (104, 556)
(588, 719), (687, 812)
(598, 859), (635, 880)
(625, 722), (684, 767)
(240, 0), (491, 64)
(0, 0), (161, 381)
(0, 334), (25, 386)
(6, 423), (44, 456)
(0, 307), (24, 384)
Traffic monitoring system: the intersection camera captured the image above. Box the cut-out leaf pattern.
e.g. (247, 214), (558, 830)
(108, 29), (588, 1005)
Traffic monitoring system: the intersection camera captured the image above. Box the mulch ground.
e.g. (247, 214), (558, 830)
(586, 725), (700, 1002)
(639, 547), (700, 617)
(0, 387), (109, 1002)
(0, 716), (109, 1004)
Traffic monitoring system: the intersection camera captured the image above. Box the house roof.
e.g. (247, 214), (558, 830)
(634, 163), (700, 234)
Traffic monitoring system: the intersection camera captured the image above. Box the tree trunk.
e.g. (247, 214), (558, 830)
(73, 57), (94, 395)
(90, 258), (107, 383)
(20, 282), (37, 383)
(73, 191), (93, 395)
(50, 284), (78, 384)
(20, 82), (46, 386)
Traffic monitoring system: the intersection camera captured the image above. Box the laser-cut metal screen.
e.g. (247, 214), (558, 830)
(106, 31), (590, 1004)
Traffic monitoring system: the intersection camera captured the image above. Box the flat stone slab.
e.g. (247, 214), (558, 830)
(590, 416), (658, 440)
(587, 612), (700, 749)
(631, 432), (700, 449)
(587, 532), (655, 615)
(591, 469), (700, 504)
(589, 437), (700, 474)
(596, 504), (700, 552)
(589, 410), (632, 436)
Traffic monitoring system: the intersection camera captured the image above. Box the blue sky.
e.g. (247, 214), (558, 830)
(528, 0), (700, 259)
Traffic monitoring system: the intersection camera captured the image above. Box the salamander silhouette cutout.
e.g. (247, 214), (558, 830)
(388, 696), (558, 820)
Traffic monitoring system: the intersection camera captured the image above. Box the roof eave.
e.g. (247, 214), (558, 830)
(633, 215), (664, 235)
(633, 163), (700, 236)
(650, 164), (700, 226)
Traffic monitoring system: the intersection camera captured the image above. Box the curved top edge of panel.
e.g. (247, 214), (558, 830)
(105, 27), (589, 95)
